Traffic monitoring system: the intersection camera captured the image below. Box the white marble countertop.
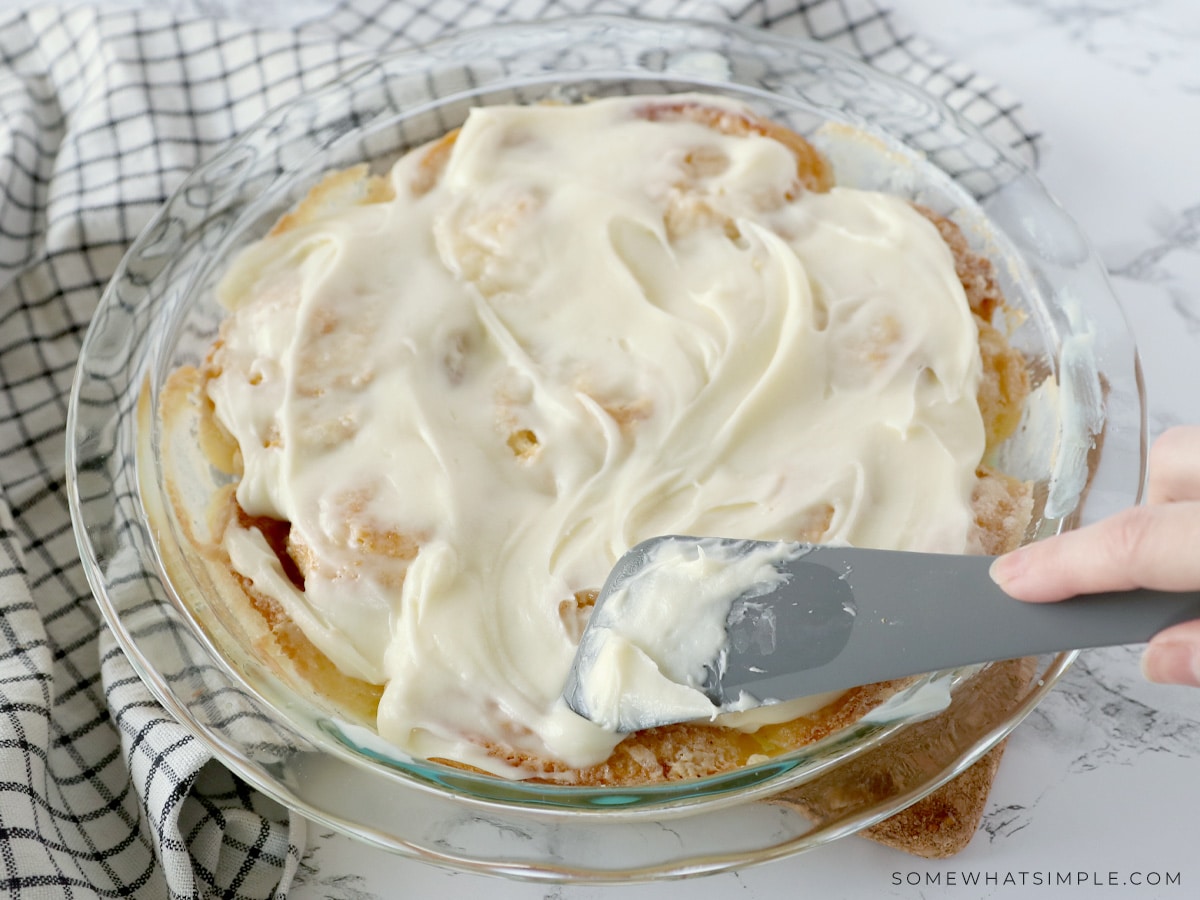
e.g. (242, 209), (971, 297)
(285, 2), (1200, 898)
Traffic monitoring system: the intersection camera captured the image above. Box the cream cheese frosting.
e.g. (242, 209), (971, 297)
(569, 537), (823, 734)
(205, 95), (987, 776)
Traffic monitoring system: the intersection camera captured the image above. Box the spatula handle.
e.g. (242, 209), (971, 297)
(718, 546), (1200, 703)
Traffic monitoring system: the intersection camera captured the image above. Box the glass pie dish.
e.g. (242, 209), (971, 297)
(66, 15), (1145, 881)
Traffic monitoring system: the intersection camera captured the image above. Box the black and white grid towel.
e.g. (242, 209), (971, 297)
(0, 1), (1040, 896)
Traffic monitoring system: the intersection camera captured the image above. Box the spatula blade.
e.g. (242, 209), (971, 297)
(563, 535), (1200, 732)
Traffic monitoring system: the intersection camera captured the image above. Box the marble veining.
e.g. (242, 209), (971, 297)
(1024, 647), (1200, 767)
(296, 832), (378, 900)
(1110, 202), (1200, 274)
(1110, 202), (1200, 339)
(1000, 0), (1200, 84)
(979, 801), (1035, 842)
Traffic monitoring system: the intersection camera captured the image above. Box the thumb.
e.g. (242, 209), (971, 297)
(1143, 620), (1200, 687)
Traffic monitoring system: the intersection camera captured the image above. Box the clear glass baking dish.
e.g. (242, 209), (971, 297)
(67, 15), (1144, 881)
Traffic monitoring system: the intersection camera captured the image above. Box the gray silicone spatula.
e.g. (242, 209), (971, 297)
(562, 535), (1200, 732)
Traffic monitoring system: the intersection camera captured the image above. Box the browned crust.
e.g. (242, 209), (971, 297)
(232, 568), (385, 722)
(441, 678), (913, 786)
(634, 99), (835, 195)
(777, 656), (1039, 858)
(411, 129), (460, 197)
(158, 366), (385, 724)
(917, 207), (1031, 453)
(269, 163), (395, 236)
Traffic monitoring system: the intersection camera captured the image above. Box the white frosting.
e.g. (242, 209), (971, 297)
(205, 95), (986, 776)
(572, 538), (842, 733)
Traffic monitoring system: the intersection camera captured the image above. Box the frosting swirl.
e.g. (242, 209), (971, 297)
(206, 95), (985, 775)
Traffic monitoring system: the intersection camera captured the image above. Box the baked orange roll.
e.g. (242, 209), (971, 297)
(161, 94), (1032, 797)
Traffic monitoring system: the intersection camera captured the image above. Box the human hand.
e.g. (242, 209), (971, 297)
(989, 425), (1200, 687)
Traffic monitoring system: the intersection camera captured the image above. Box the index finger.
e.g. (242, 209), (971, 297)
(1148, 426), (1200, 504)
(989, 501), (1200, 602)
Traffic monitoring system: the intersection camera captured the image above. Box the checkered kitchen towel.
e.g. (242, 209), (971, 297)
(0, 1), (1039, 896)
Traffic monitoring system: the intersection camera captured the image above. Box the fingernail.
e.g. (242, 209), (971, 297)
(988, 550), (1024, 588)
(1142, 641), (1200, 687)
